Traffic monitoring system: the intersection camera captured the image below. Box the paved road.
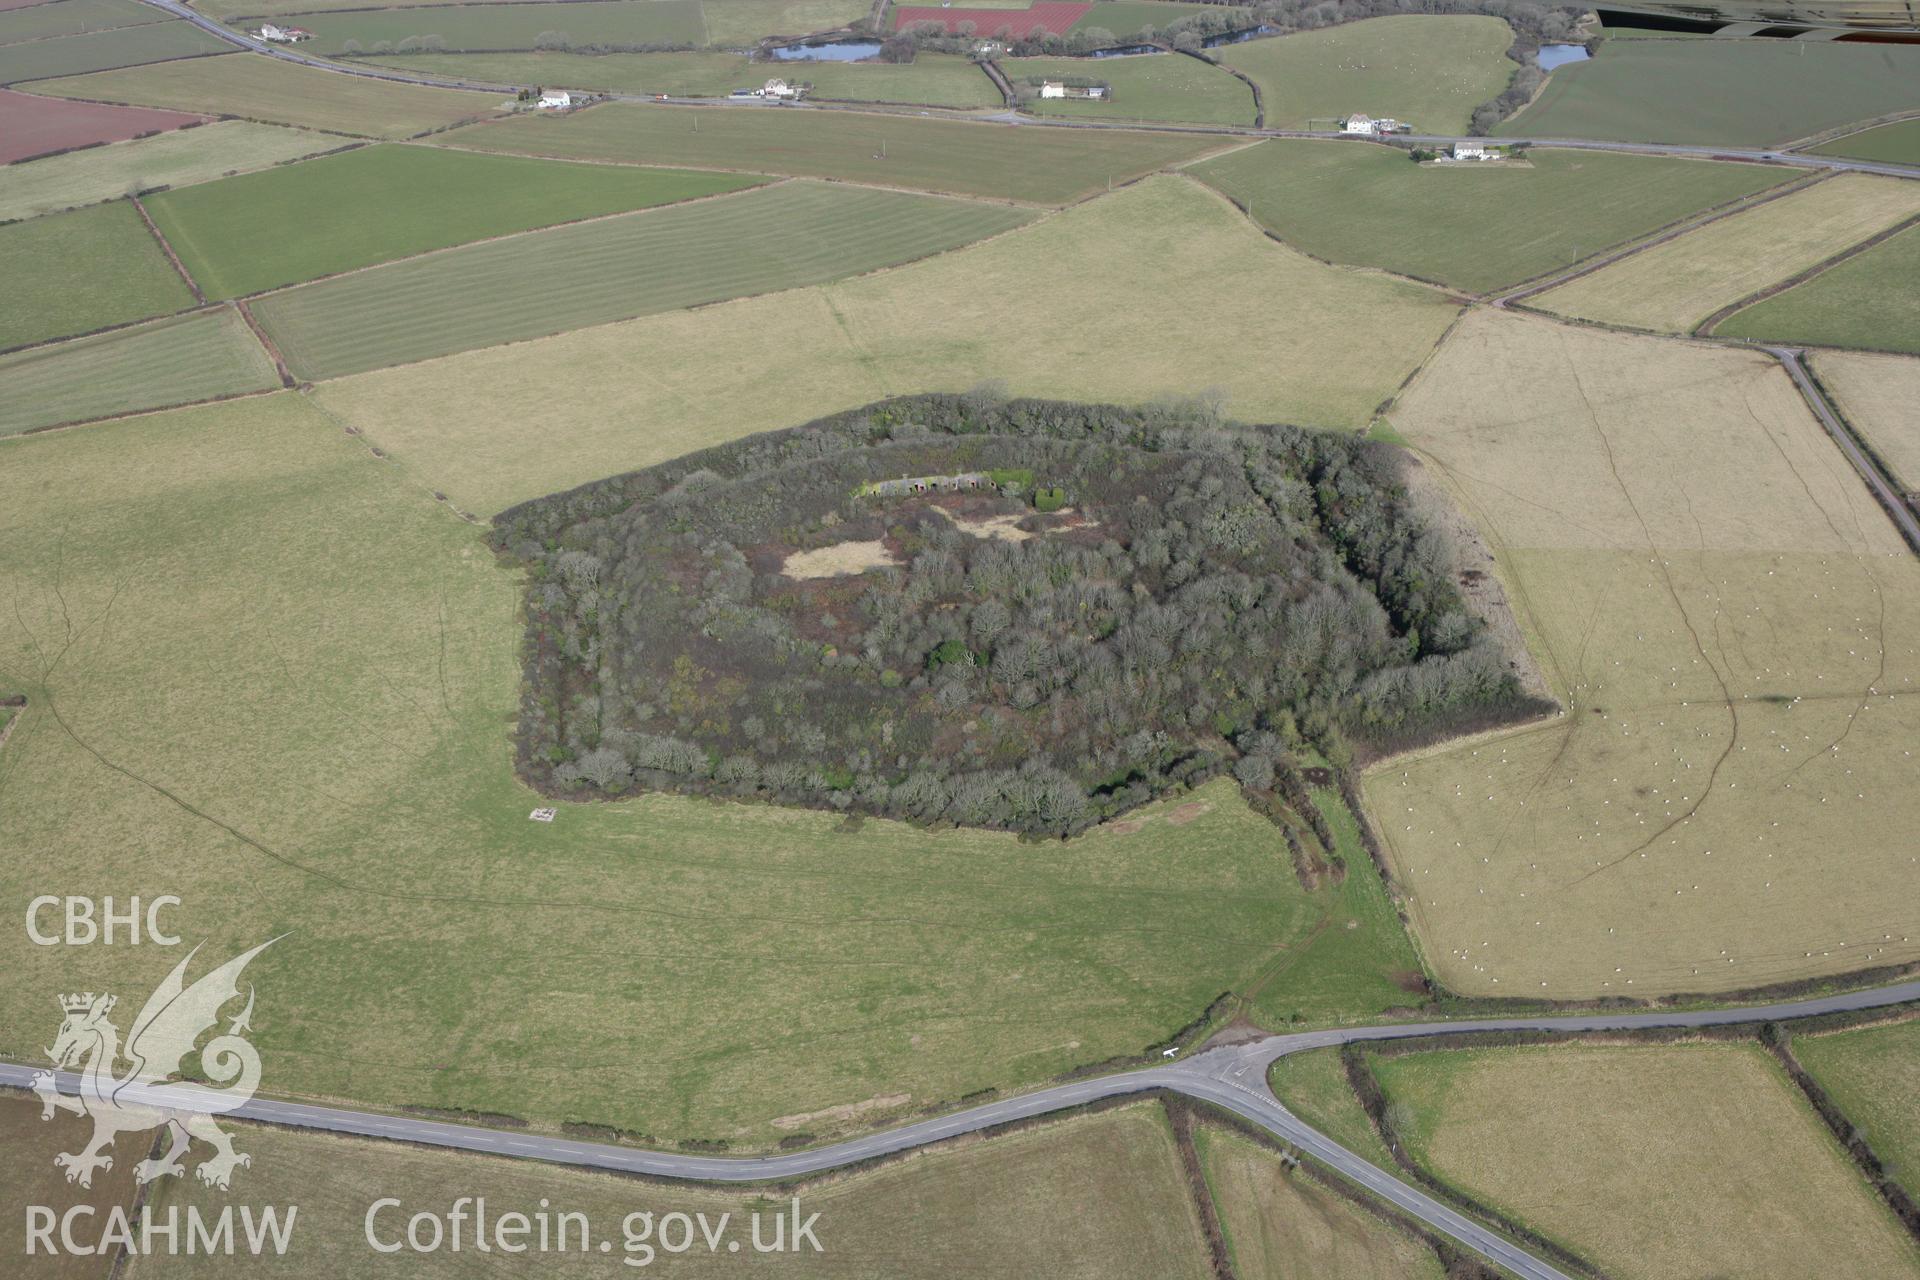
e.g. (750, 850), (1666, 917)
(122, 2), (1919, 181)
(10, 980), (1919, 1278)
(1771, 346), (1920, 550)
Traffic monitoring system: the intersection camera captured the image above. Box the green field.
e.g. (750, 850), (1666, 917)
(1500, 39), (1920, 147)
(1268, 1046), (1396, 1170)
(0, 198), (194, 350)
(1072, 1), (1221, 34)
(1007, 51), (1254, 126)
(1535, 173), (1920, 333)
(361, 48), (756, 94)
(254, 180), (1034, 378)
(0, 392), (1416, 1141)
(1811, 118), (1920, 166)
(436, 101), (1228, 203)
(789, 54), (1002, 105)
(118, 1103), (1211, 1277)
(1196, 1125), (1446, 1280)
(699, 0), (872, 44)
(1717, 223), (1920, 353)
(1219, 16), (1514, 134)
(0, 120), (332, 222)
(1796, 1019), (1920, 1199)
(308, 176), (1459, 516)
(0, 0), (160, 43)
(0, 17), (227, 83)
(285, 0), (706, 55)
(147, 142), (763, 300)
(32, 52), (503, 136)
(0, 306), (279, 435)
(1371, 1044), (1920, 1279)
(1193, 139), (1791, 292)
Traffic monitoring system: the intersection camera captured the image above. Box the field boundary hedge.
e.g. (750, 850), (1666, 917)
(1698, 211), (1920, 338)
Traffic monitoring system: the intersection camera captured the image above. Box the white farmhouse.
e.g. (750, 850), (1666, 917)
(1452, 141), (1496, 160)
(762, 78), (800, 99)
(255, 23), (312, 42)
(1039, 80), (1067, 98)
(1340, 113), (1378, 136)
(537, 90), (574, 110)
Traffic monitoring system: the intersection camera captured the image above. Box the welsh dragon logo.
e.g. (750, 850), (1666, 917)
(32, 939), (277, 1191)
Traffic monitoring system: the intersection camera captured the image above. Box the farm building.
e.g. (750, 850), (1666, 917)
(861, 472), (991, 497)
(1341, 113), (1378, 136)
(1452, 141), (1499, 160)
(1039, 81), (1108, 99)
(254, 23), (312, 42)
(762, 78), (802, 99)
(537, 91), (575, 110)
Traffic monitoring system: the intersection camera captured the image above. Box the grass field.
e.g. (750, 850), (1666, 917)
(1500, 39), (1920, 147)
(146, 142), (763, 300)
(0, 18), (227, 84)
(1813, 351), (1920, 491)
(253, 179), (1033, 378)
(1192, 140), (1791, 293)
(1534, 174), (1920, 333)
(361, 48), (757, 94)
(789, 54), (1002, 106)
(1372, 1043), (1920, 1278)
(0, 198), (194, 350)
(1796, 1018), (1920, 1198)
(31, 52), (503, 136)
(0, 120), (330, 221)
(286, 0), (707, 55)
(308, 175), (1459, 515)
(1371, 308), (1920, 998)
(1196, 1125), (1445, 1280)
(434, 101), (1229, 204)
(1007, 51), (1254, 125)
(0, 392), (1405, 1141)
(0, 0), (159, 43)
(1219, 16), (1514, 134)
(0, 306), (279, 435)
(1811, 118), (1920, 166)
(1267, 1046), (1397, 1170)
(1717, 223), (1920, 354)
(700, 0), (873, 45)
(123, 1103), (1210, 1277)
(1073, 1), (1222, 33)
(0, 1098), (140, 1280)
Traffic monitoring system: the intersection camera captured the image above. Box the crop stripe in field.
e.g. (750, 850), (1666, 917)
(1695, 213), (1920, 337)
(251, 180), (1039, 380)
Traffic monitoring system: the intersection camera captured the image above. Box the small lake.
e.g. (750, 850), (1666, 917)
(1088, 43), (1164, 58)
(1538, 43), (1590, 71)
(769, 40), (882, 61)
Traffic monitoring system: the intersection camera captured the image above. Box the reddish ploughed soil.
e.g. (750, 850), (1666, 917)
(0, 88), (207, 164)
(892, 1), (1092, 37)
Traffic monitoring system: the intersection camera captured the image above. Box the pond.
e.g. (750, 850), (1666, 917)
(1203, 25), (1277, 47)
(1538, 43), (1590, 71)
(769, 40), (883, 61)
(1088, 43), (1164, 57)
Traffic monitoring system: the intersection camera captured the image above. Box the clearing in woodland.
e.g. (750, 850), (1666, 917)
(0, 394), (1410, 1143)
(1217, 16), (1514, 135)
(1794, 1017), (1920, 1201)
(308, 175), (1460, 516)
(250, 180), (1035, 379)
(121, 1103), (1211, 1278)
(1533, 174), (1920, 334)
(0, 198), (195, 350)
(144, 143), (764, 301)
(30, 53), (502, 137)
(434, 102), (1228, 205)
(1194, 1124), (1446, 1280)
(1370, 1042), (1920, 1279)
(1192, 140), (1791, 294)
(1716, 223), (1920, 355)
(0, 306), (279, 436)
(1811, 351), (1920, 492)
(1371, 308), (1920, 999)
(0, 120), (330, 223)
